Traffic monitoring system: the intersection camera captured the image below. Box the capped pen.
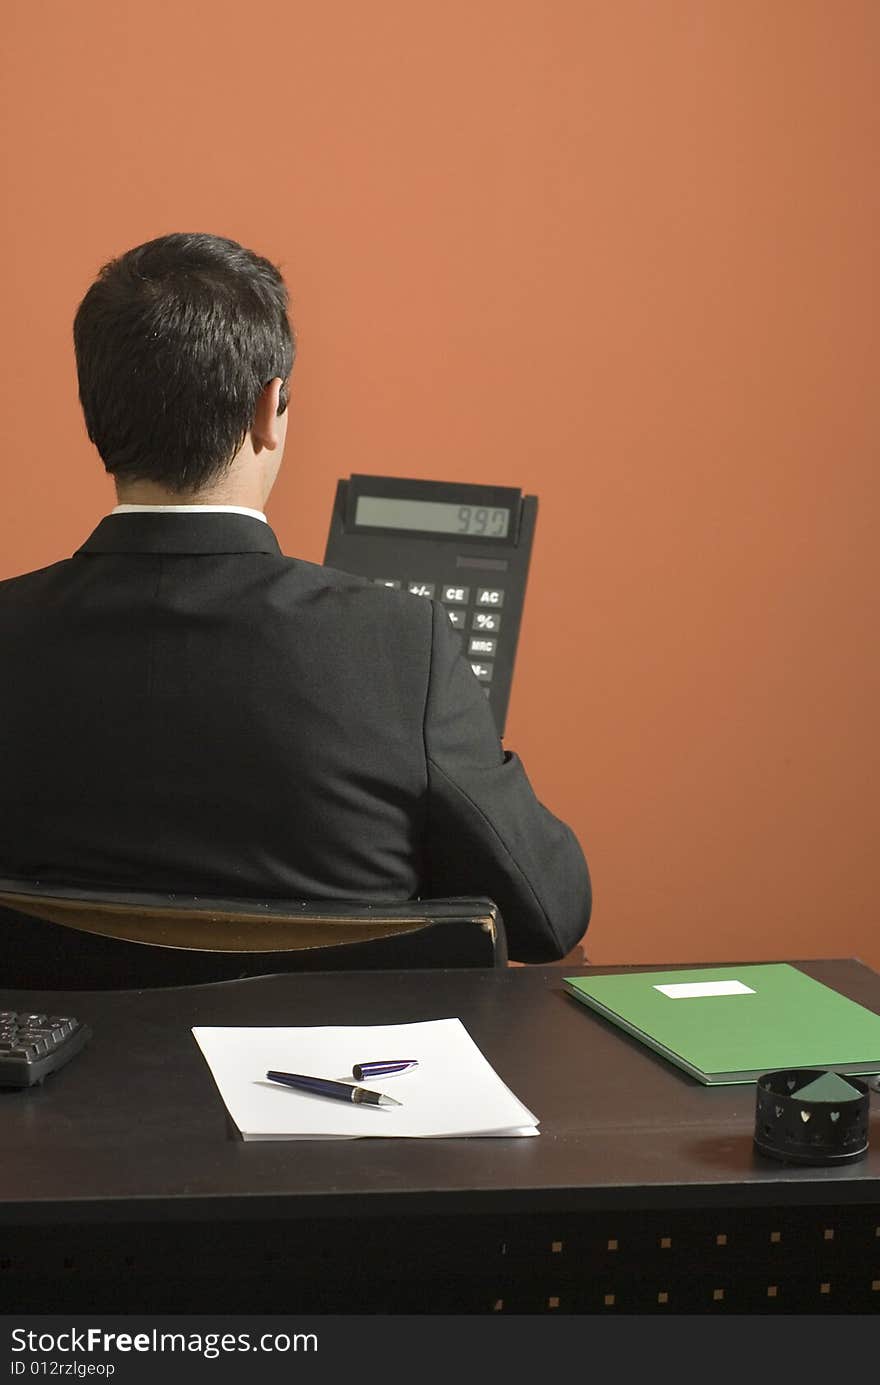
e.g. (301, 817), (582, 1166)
(266, 1070), (402, 1107)
(352, 1059), (419, 1081)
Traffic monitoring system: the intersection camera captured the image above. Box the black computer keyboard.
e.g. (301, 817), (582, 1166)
(0, 1011), (91, 1088)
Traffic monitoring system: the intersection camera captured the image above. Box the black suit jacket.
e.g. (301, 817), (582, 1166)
(0, 513), (591, 961)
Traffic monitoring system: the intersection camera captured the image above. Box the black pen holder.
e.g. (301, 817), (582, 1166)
(753, 1068), (871, 1166)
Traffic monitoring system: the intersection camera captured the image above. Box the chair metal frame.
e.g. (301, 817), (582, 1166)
(0, 876), (506, 988)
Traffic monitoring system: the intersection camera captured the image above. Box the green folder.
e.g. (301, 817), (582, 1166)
(563, 964), (880, 1085)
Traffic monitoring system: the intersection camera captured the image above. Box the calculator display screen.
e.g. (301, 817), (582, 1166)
(354, 496), (510, 539)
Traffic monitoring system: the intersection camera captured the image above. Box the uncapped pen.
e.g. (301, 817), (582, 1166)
(266, 1070), (401, 1107)
(352, 1059), (419, 1081)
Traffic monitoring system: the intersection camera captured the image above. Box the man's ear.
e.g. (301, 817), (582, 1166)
(250, 378), (284, 454)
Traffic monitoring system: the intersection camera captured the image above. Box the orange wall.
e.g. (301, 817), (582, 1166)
(2, 1), (878, 969)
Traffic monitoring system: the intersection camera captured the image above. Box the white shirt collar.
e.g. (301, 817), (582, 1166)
(111, 504), (267, 524)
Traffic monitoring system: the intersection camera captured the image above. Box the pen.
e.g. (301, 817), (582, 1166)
(266, 1070), (402, 1107)
(352, 1059), (419, 1080)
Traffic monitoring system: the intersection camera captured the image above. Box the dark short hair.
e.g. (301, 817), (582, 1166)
(73, 232), (295, 493)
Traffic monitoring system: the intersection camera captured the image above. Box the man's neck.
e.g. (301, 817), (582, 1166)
(114, 481), (265, 509)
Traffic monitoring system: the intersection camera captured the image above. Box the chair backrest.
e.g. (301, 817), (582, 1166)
(0, 876), (506, 989)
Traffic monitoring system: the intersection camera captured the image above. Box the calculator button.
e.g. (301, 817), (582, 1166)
(447, 609), (467, 630)
(373, 579), (402, 589)
(407, 581), (436, 598)
(472, 611), (501, 633)
(476, 588), (504, 607)
(468, 637), (497, 657)
(470, 662), (494, 682)
(441, 585), (470, 605)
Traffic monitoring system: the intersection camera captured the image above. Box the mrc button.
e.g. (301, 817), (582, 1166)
(469, 637), (497, 657)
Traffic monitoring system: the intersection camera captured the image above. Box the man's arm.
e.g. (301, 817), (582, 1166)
(421, 601), (591, 963)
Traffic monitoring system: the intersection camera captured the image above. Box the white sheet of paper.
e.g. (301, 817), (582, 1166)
(192, 1017), (539, 1140)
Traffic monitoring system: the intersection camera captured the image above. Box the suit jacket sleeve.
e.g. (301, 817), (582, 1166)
(421, 600), (592, 962)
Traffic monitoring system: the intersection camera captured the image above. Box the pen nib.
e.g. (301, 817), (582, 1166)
(352, 1085), (403, 1108)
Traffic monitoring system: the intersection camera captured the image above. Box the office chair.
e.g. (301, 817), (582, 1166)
(0, 876), (507, 990)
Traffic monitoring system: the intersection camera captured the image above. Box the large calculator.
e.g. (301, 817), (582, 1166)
(324, 475), (538, 736)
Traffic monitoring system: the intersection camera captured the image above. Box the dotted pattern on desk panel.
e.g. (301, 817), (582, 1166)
(2, 1205), (878, 1313)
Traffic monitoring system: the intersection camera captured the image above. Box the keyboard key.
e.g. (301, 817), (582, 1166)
(472, 611), (501, 633)
(476, 588), (504, 607)
(447, 609), (467, 630)
(407, 581), (436, 598)
(372, 579), (402, 588)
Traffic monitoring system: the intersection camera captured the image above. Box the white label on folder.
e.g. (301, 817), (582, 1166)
(653, 980), (756, 999)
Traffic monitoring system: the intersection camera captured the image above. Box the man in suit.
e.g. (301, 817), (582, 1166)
(0, 233), (590, 965)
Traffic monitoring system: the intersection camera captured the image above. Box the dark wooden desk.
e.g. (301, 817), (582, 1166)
(2, 959), (879, 1314)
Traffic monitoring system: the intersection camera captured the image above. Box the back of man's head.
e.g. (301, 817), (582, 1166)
(73, 232), (295, 495)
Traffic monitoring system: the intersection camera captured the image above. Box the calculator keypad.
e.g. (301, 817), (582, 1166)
(373, 577), (504, 693)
